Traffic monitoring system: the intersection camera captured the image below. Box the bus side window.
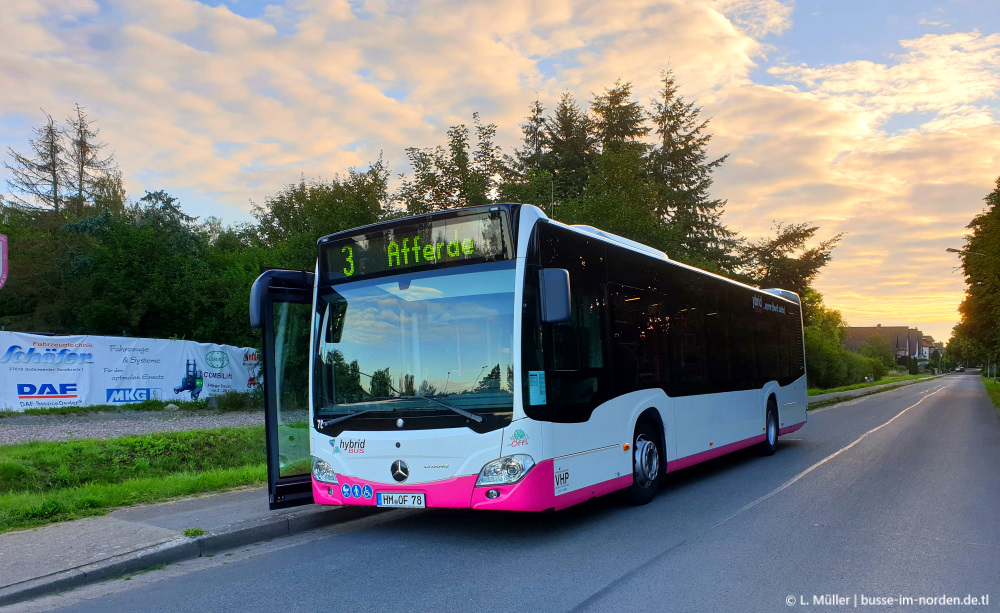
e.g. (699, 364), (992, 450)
(523, 222), (610, 422)
(666, 268), (709, 396)
(610, 284), (666, 393)
(729, 285), (758, 389)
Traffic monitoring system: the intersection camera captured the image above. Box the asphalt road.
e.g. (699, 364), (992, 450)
(37, 374), (1000, 612)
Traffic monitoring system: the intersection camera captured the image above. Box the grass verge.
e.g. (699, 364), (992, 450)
(0, 426), (266, 534)
(808, 374), (930, 396)
(982, 377), (1000, 412)
(807, 384), (911, 410)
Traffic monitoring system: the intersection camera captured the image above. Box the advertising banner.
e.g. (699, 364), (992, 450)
(0, 331), (260, 411)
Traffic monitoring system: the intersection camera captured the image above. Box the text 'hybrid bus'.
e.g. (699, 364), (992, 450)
(250, 203), (806, 511)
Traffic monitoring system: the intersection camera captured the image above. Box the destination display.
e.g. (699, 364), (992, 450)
(320, 210), (512, 282)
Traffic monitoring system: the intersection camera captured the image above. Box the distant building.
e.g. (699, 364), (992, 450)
(843, 324), (924, 360)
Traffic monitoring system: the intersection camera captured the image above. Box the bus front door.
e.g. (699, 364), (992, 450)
(250, 269), (315, 509)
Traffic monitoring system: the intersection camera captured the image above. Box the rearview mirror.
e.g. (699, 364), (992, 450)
(320, 289), (348, 343)
(539, 268), (571, 323)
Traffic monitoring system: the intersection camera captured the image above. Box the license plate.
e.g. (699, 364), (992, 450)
(376, 492), (425, 508)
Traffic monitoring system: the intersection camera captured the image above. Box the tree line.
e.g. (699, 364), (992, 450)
(948, 177), (1000, 370)
(1, 73), (882, 388)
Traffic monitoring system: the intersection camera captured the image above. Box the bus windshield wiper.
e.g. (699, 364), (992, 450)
(412, 395), (484, 423)
(316, 410), (372, 429)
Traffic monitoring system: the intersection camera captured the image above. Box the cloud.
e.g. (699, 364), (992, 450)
(0, 0), (995, 341)
(709, 31), (1000, 340)
(770, 31), (1000, 124)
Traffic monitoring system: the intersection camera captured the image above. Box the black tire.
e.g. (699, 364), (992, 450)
(627, 420), (662, 505)
(760, 401), (778, 456)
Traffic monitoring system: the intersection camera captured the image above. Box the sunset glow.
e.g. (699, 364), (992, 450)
(2, 0), (998, 341)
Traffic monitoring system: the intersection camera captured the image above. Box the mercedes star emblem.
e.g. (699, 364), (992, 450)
(391, 460), (409, 482)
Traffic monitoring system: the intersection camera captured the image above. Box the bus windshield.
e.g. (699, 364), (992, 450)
(313, 263), (515, 430)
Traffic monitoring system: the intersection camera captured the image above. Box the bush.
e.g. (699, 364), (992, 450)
(804, 327), (886, 389)
(215, 388), (264, 413)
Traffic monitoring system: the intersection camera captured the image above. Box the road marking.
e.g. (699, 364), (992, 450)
(573, 381), (955, 612)
(716, 383), (950, 528)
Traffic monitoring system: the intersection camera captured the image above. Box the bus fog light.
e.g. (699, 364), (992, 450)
(476, 454), (534, 486)
(486, 489), (500, 499)
(312, 457), (338, 484)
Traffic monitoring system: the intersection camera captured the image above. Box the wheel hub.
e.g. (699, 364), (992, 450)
(634, 434), (659, 488)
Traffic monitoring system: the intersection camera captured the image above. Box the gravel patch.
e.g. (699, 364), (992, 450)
(0, 410), (264, 445)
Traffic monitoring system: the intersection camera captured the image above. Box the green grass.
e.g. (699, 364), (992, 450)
(0, 427), (267, 533)
(808, 374), (930, 396)
(982, 377), (1000, 412)
(183, 528), (207, 537)
(0, 390), (264, 418)
(807, 384), (910, 410)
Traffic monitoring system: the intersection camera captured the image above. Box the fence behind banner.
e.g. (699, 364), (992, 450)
(0, 331), (260, 411)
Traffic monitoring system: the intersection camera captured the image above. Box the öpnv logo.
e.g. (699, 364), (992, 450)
(205, 351), (229, 369)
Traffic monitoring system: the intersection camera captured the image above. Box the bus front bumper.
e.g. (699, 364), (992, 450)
(313, 459), (563, 512)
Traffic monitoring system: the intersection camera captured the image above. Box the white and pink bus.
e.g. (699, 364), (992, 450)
(250, 204), (806, 511)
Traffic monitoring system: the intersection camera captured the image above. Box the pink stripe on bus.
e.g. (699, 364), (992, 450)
(313, 474), (479, 508)
(779, 421), (805, 435)
(666, 434), (767, 473)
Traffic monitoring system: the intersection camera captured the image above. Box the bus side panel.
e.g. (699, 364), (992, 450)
(673, 389), (762, 460)
(545, 389), (670, 504)
(776, 374), (808, 431)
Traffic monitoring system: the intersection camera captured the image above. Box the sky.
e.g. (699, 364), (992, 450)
(2, 0), (999, 343)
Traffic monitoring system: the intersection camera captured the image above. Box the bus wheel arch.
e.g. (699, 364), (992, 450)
(760, 394), (779, 456)
(627, 409), (664, 505)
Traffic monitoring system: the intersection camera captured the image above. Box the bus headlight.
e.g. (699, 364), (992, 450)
(476, 454), (535, 486)
(312, 457), (338, 484)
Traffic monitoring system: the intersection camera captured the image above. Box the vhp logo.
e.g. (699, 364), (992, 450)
(106, 388), (161, 403)
(17, 383), (78, 399)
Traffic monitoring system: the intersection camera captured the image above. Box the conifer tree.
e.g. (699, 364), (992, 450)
(4, 111), (67, 213)
(544, 93), (596, 201)
(64, 104), (116, 210)
(590, 79), (650, 153)
(647, 70), (733, 267)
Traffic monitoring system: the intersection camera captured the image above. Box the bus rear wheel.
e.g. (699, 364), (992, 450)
(760, 402), (778, 456)
(628, 421), (661, 505)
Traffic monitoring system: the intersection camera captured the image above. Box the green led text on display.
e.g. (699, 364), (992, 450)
(339, 230), (477, 277)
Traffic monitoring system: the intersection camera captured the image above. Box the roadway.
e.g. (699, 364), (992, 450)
(30, 373), (1000, 612)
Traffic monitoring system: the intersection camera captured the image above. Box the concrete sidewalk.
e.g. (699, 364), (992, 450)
(808, 374), (943, 406)
(0, 488), (371, 607)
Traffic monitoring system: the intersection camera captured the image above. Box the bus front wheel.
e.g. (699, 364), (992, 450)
(628, 421), (661, 505)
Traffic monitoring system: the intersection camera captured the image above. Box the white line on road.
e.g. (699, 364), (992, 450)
(572, 382), (954, 611)
(716, 383), (950, 529)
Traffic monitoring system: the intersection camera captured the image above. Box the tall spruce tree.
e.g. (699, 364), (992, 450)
(498, 99), (557, 210)
(514, 99), (546, 171)
(4, 111), (67, 213)
(64, 104), (116, 213)
(647, 70), (733, 267)
(590, 79), (650, 153)
(544, 92), (596, 201)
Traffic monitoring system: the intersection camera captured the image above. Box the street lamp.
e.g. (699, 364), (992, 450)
(946, 247), (988, 257)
